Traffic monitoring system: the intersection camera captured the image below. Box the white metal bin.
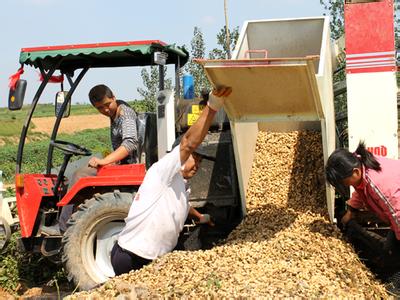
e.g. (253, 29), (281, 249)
(198, 17), (336, 222)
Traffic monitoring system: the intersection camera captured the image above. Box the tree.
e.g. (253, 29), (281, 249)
(224, 0), (231, 59)
(319, 0), (344, 40)
(209, 26), (240, 60)
(184, 26), (211, 97)
(320, 0), (399, 45)
(137, 66), (172, 112)
(396, 0), (400, 48)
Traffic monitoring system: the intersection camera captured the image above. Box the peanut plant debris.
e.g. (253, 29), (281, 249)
(68, 131), (388, 299)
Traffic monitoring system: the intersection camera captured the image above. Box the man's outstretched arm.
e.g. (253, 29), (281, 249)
(179, 87), (232, 164)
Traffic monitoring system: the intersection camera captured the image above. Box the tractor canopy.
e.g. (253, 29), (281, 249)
(10, 39), (188, 175)
(19, 40), (189, 72)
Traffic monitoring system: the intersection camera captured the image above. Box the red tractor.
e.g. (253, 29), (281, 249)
(7, 40), (242, 290)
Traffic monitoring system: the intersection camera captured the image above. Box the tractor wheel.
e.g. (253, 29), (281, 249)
(61, 191), (133, 291)
(0, 216), (11, 253)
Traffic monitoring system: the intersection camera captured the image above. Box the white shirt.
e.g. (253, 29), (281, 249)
(117, 145), (190, 259)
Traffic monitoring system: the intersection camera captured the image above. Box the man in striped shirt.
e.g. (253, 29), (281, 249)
(44, 84), (139, 235)
(87, 84), (138, 167)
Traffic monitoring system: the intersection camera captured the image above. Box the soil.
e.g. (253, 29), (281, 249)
(0, 288), (14, 300)
(19, 286), (73, 299)
(31, 114), (109, 135)
(0, 281), (75, 299)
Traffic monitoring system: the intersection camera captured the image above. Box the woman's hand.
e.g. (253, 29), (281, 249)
(341, 210), (353, 225)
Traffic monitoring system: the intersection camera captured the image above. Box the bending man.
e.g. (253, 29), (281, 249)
(111, 86), (232, 275)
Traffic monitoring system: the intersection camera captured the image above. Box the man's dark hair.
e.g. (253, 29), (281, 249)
(88, 84), (114, 105)
(325, 141), (381, 196)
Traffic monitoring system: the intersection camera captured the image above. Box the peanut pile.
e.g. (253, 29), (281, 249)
(69, 131), (388, 299)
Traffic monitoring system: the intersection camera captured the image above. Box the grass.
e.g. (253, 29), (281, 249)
(0, 232), (68, 295)
(0, 127), (110, 183)
(0, 119), (27, 137)
(0, 103), (98, 137)
(0, 103), (98, 119)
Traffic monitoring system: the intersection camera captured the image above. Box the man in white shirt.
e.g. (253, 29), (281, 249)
(111, 86), (232, 275)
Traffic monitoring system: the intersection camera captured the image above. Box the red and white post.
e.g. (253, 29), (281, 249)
(345, 0), (398, 158)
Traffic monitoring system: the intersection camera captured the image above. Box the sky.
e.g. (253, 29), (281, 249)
(0, 0), (325, 108)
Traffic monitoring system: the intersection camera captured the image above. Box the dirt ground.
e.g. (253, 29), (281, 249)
(0, 288), (14, 300)
(0, 286), (72, 299)
(31, 114), (109, 135)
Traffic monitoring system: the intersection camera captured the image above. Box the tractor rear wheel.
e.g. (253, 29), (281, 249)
(61, 191), (133, 291)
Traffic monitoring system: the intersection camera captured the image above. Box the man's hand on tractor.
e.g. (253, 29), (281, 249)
(88, 146), (129, 168)
(207, 86), (232, 112)
(88, 157), (107, 168)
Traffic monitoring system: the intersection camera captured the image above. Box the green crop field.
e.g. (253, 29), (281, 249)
(0, 103), (98, 137)
(0, 100), (147, 138)
(0, 127), (110, 183)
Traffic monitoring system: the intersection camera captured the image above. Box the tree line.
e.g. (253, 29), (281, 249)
(137, 26), (239, 111)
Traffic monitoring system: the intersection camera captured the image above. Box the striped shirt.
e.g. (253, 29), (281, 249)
(111, 100), (138, 164)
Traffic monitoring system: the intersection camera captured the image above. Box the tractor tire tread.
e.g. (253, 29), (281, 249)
(61, 191), (133, 291)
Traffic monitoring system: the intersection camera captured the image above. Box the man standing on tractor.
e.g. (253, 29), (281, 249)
(110, 86), (232, 275)
(43, 84), (139, 235)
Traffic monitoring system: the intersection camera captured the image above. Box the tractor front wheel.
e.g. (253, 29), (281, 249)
(61, 191), (133, 291)
(0, 216), (11, 253)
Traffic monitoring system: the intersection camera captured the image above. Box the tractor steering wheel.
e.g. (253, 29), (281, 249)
(51, 140), (92, 156)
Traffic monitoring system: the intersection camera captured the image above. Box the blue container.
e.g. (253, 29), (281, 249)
(183, 74), (194, 99)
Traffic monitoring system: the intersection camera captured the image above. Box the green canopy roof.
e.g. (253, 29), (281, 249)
(19, 40), (189, 72)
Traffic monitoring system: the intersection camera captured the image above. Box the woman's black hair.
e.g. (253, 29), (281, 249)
(88, 84), (114, 105)
(325, 141), (381, 196)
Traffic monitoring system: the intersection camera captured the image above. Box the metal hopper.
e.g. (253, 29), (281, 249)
(198, 17), (336, 222)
